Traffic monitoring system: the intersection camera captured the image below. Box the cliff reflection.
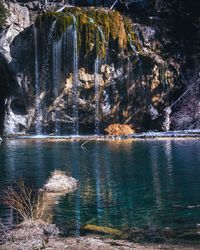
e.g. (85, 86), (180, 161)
(1, 140), (200, 235)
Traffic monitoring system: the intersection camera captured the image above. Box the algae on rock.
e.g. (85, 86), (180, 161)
(35, 7), (140, 60)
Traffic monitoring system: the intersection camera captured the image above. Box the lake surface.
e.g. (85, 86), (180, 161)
(0, 139), (200, 238)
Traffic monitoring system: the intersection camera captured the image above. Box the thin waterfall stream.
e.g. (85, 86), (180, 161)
(72, 15), (79, 135)
(34, 25), (42, 135)
(95, 56), (100, 135)
(32, 9), (143, 136)
(52, 38), (62, 135)
(33, 13), (108, 136)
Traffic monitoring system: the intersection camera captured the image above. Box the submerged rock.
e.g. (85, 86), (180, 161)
(82, 224), (122, 237)
(104, 124), (135, 135)
(43, 170), (79, 193)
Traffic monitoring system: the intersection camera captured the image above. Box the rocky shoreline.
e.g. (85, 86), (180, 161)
(1, 235), (200, 250)
(44, 236), (200, 250)
(2, 130), (200, 142)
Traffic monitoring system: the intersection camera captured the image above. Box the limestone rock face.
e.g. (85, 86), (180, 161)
(104, 124), (135, 136)
(0, 2), (32, 134)
(0, 2), (31, 63)
(0, 1), (198, 135)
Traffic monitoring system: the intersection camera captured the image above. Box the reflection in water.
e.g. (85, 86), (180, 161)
(3, 142), (19, 228)
(164, 140), (174, 194)
(107, 140), (133, 152)
(149, 143), (163, 210)
(35, 141), (44, 186)
(5, 140), (18, 180)
(94, 143), (103, 225)
(101, 145), (112, 226)
(71, 143), (81, 236)
(1, 140), (200, 235)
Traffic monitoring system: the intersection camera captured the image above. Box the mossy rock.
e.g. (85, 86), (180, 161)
(35, 7), (141, 60)
(82, 224), (122, 237)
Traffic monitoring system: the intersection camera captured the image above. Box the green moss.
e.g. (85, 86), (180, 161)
(124, 17), (141, 52)
(54, 14), (74, 38)
(35, 7), (140, 59)
(0, 0), (9, 27)
(35, 12), (57, 31)
(82, 224), (122, 236)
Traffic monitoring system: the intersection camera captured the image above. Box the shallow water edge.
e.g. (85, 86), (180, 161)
(2, 130), (200, 142)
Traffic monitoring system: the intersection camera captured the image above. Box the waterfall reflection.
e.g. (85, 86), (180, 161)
(71, 143), (81, 236)
(149, 143), (163, 210)
(3, 141), (17, 228)
(101, 144), (112, 226)
(164, 140), (174, 193)
(1, 140), (200, 236)
(94, 143), (103, 225)
(34, 141), (45, 186)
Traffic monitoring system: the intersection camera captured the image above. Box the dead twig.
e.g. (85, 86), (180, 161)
(81, 140), (92, 149)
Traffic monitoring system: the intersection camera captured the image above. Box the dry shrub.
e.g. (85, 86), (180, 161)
(3, 179), (46, 226)
(104, 124), (135, 135)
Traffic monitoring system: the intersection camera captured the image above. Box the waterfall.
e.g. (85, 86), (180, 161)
(66, 26), (73, 133)
(89, 17), (105, 43)
(94, 57), (100, 135)
(48, 20), (57, 42)
(72, 15), (79, 135)
(44, 19), (57, 88)
(47, 19), (62, 135)
(97, 26), (105, 42)
(34, 25), (42, 135)
(52, 38), (62, 135)
(128, 33), (140, 62)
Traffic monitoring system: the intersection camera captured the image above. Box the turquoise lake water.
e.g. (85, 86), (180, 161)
(0, 139), (200, 238)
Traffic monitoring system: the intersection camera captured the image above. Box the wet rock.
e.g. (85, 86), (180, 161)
(4, 98), (27, 135)
(0, 2), (31, 62)
(82, 224), (122, 237)
(162, 107), (172, 131)
(43, 170), (79, 193)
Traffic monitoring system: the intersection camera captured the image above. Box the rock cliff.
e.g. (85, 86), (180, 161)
(0, 0), (199, 135)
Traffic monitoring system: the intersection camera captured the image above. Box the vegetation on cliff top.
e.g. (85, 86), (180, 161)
(0, 0), (8, 27)
(35, 7), (140, 59)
